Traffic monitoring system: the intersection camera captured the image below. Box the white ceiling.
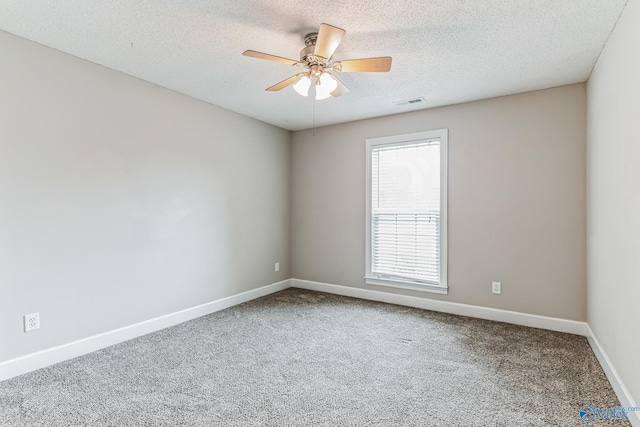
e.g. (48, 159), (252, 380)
(0, 0), (628, 131)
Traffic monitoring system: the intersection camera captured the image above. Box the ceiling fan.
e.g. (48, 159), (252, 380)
(243, 23), (392, 100)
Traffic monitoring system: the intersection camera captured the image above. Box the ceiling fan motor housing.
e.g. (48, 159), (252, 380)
(300, 32), (331, 66)
(304, 32), (318, 46)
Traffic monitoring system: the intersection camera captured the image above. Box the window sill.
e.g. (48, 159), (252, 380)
(364, 276), (448, 295)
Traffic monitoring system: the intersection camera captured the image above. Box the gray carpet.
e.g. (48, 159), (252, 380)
(0, 288), (626, 426)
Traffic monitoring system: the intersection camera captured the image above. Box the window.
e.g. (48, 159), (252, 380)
(365, 129), (448, 294)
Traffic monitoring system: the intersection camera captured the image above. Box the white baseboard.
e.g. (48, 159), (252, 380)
(586, 325), (640, 426)
(291, 279), (588, 336)
(0, 279), (292, 382)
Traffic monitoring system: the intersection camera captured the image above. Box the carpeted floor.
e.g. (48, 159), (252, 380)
(0, 288), (626, 426)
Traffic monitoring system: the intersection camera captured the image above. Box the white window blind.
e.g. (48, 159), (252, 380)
(366, 129), (447, 294)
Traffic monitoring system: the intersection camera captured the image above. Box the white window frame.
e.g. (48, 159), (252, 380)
(364, 129), (448, 294)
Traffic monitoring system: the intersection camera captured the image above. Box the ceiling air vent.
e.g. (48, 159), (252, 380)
(393, 97), (425, 106)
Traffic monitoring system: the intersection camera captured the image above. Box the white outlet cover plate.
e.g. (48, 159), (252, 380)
(492, 282), (502, 295)
(24, 313), (40, 332)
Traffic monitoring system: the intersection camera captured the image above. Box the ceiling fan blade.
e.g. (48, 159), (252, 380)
(243, 50), (299, 66)
(266, 73), (305, 91)
(314, 23), (346, 59)
(334, 57), (392, 72)
(330, 75), (350, 98)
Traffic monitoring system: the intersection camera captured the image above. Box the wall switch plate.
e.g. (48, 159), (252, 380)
(275, 262), (280, 272)
(24, 313), (40, 332)
(492, 282), (502, 295)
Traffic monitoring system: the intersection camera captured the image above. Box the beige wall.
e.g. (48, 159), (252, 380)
(587, 0), (640, 405)
(0, 32), (291, 362)
(292, 85), (586, 321)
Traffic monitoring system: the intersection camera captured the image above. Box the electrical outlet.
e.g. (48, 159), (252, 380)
(492, 282), (502, 295)
(275, 262), (280, 272)
(24, 313), (40, 332)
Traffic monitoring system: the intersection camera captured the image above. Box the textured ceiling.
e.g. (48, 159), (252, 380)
(0, 0), (628, 131)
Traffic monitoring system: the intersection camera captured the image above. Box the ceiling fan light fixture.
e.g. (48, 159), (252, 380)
(293, 75), (311, 96)
(314, 73), (338, 100)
